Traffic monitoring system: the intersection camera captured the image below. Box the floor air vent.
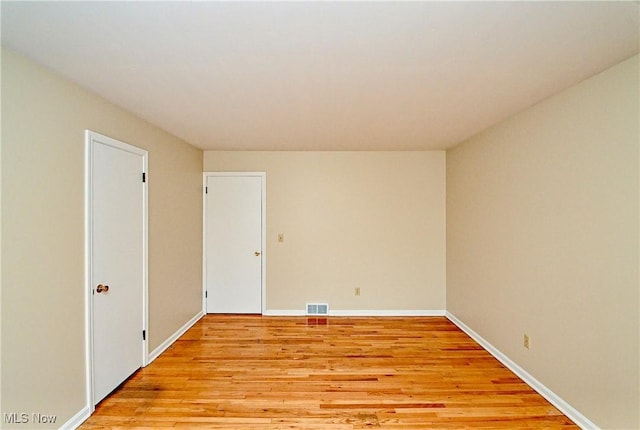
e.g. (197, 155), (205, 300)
(306, 303), (329, 315)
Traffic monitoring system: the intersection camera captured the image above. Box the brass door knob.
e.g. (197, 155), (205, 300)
(254, 251), (261, 256)
(96, 284), (110, 293)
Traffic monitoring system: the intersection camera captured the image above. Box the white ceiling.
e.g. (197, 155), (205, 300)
(2, 1), (638, 151)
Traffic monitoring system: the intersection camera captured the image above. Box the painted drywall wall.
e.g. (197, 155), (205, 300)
(447, 55), (639, 429)
(204, 151), (446, 313)
(1, 49), (203, 427)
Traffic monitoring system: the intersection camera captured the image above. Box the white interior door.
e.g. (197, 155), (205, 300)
(88, 131), (147, 405)
(205, 174), (263, 314)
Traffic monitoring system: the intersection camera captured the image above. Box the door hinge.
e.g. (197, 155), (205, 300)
(205, 186), (208, 194)
(205, 291), (208, 298)
(142, 172), (146, 183)
(142, 330), (146, 341)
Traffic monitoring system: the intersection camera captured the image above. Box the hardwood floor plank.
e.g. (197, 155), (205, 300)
(80, 316), (578, 429)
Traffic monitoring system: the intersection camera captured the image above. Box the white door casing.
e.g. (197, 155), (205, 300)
(204, 173), (265, 314)
(85, 130), (148, 407)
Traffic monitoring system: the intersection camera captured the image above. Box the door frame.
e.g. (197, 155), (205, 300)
(84, 130), (149, 411)
(202, 172), (266, 315)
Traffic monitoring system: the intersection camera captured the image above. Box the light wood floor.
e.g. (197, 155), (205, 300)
(81, 315), (577, 429)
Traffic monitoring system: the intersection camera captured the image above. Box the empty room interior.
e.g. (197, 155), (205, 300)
(1, 2), (638, 429)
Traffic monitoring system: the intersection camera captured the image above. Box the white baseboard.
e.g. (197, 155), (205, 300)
(445, 312), (599, 430)
(263, 309), (306, 316)
(59, 405), (91, 430)
(264, 309), (446, 317)
(148, 311), (204, 363)
(330, 309), (445, 317)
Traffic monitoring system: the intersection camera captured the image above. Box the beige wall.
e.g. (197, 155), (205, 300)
(1, 49), (203, 427)
(447, 55), (639, 429)
(204, 151), (446, 312)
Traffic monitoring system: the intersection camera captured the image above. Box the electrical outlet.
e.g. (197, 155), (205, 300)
(355, 287), (361, 296)
(523, 334), (530, 349)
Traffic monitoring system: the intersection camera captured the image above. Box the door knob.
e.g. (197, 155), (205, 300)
(254, 251), (261, 256)
(96, 284), (110, 293)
